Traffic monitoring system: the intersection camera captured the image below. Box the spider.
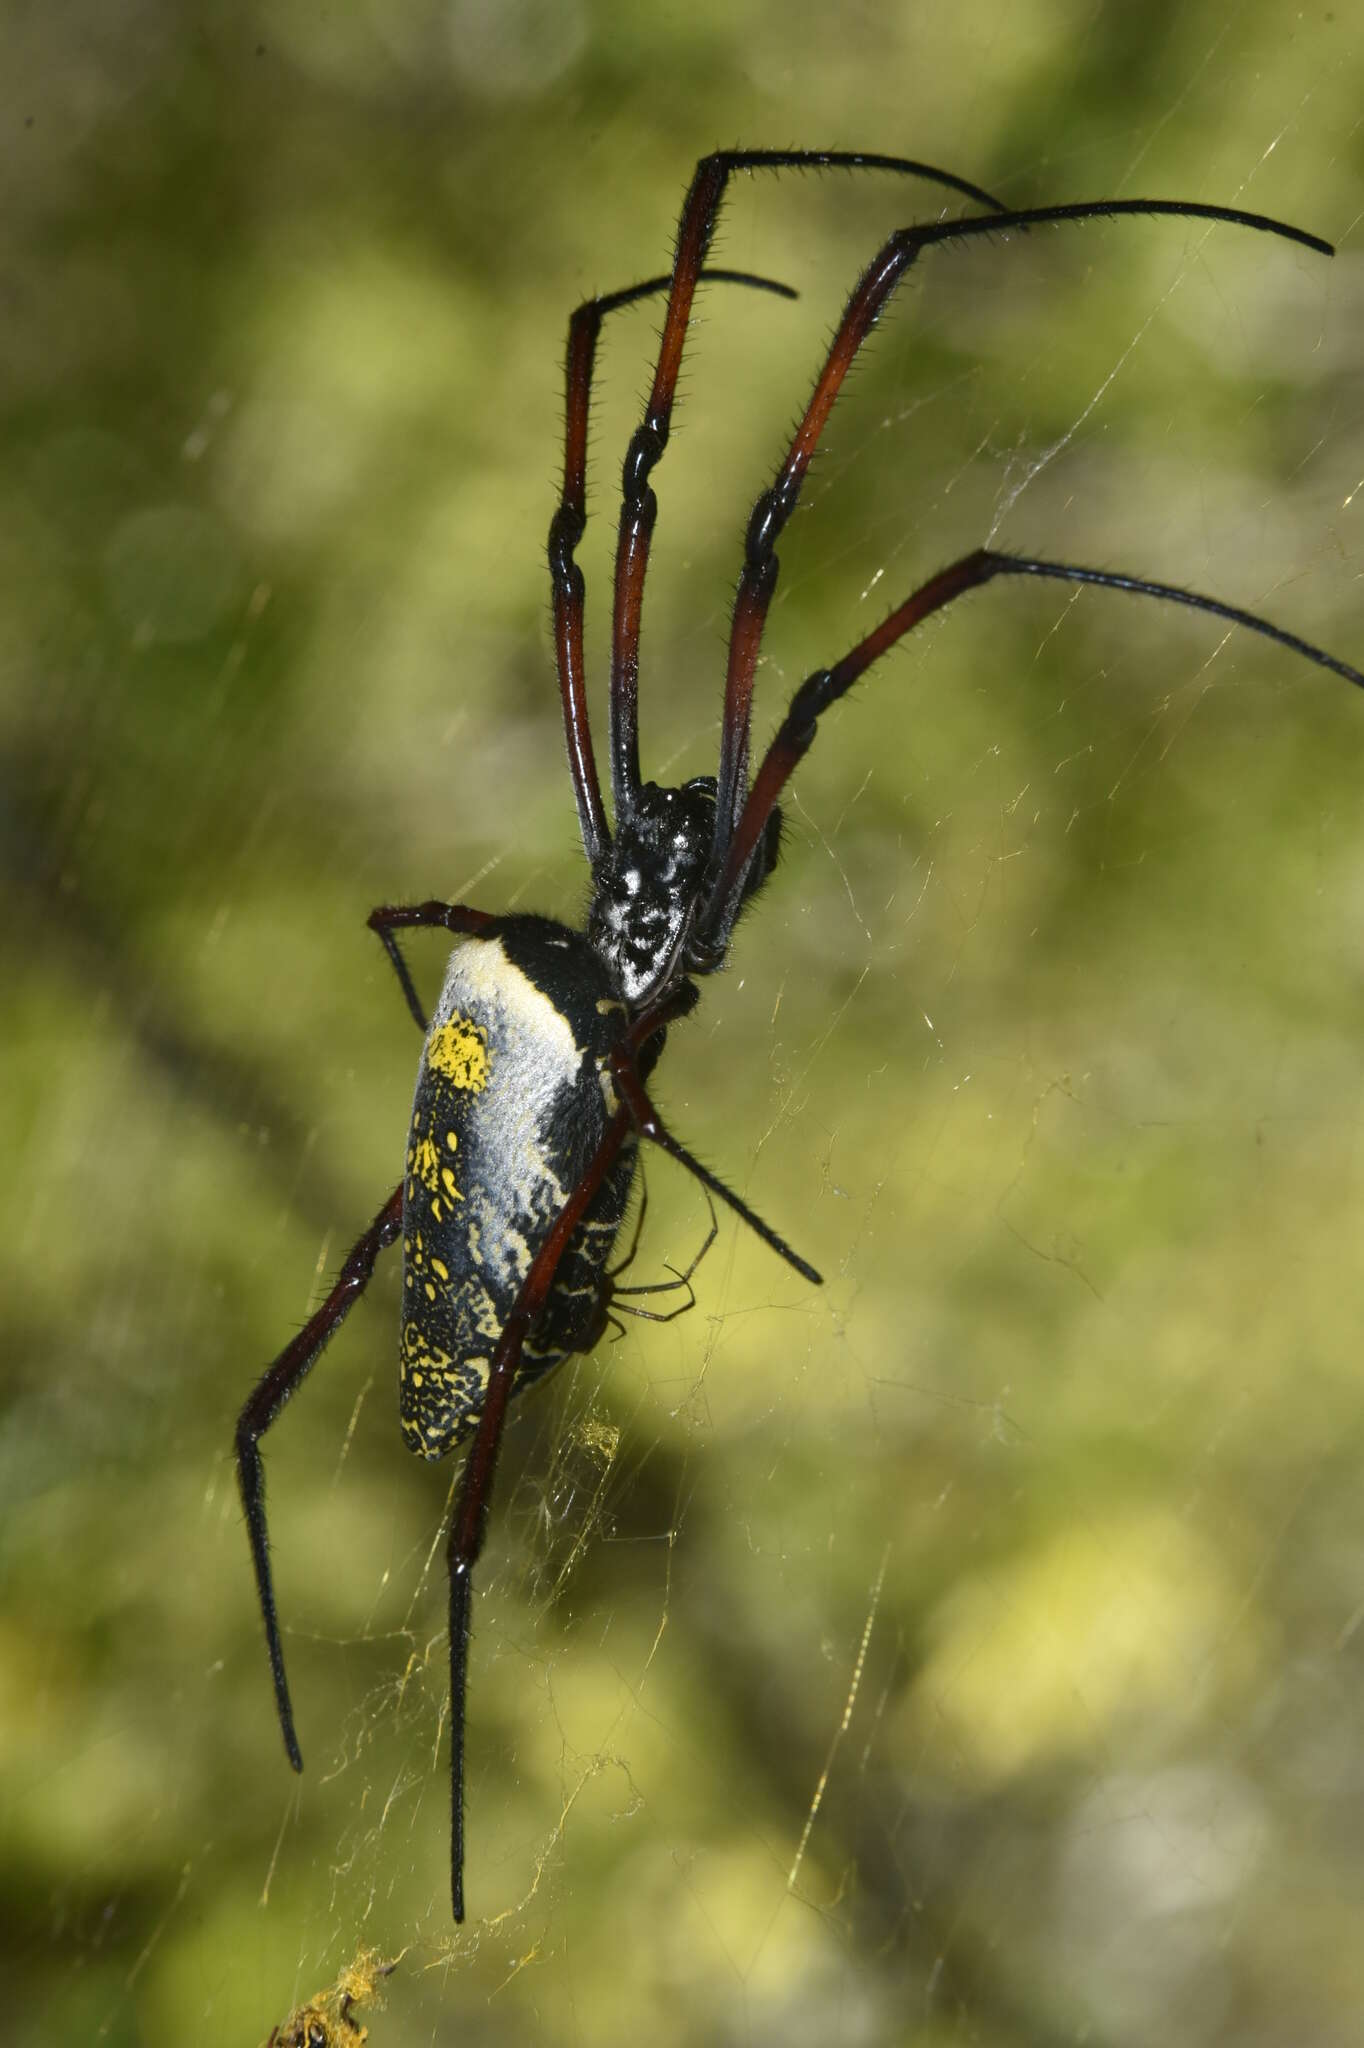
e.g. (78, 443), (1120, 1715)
(262, 1951), (395, 2048)
(237, 149), (1363, 1923)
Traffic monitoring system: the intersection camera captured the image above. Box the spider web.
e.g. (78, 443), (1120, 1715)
(5, 8), (1364, 2046)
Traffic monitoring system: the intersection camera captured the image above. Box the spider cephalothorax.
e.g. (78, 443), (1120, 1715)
(237, 148), (1362, 1928)
(586, 773), (784, 1004)
(587, 776), (719, 1002)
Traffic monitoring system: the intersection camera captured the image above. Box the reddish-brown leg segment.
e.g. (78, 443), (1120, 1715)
(549, 269), (799, 865)
(708, 196), (1335, 869)
(704, 547), (1364, 934)
(607, 149), (1012, 817)
(605, 1043), (820, 1288)
(367, 901), (504, 1030)
(440, 965), (822, 1918)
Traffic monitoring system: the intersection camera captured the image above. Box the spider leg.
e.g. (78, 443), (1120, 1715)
(551, 268), (800, 868)
(366, 902), (504, 1031)
(611, 1272), (700, 1326)
(604, 1159), (651, 1283)
(236, 1183), (404, 1772)
(608, 149), (1012, 820)
(613, 1194), (718, 1325)
(444, 987), (819, 1919)
(607, 1044), (820, 1285)
(707, 193), (1337, 891)
(703, 547), (1364, 935)
(445, 1103), (635, 1921)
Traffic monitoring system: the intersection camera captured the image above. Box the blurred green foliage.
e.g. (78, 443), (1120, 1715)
(3, 3), (1363, 2044)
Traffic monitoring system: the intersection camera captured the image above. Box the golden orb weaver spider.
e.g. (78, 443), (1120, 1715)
(236, 149), (1363, 1922)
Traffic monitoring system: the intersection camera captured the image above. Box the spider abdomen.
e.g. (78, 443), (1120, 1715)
(399, 915), (635, 1461)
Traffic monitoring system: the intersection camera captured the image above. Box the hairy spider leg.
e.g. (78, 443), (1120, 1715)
(368, 908), (816, 1282)
(238, 897), (510, 1772)
(239, 926), (817, 1917)
(607, 149), (1013, 821)
(444, 1098), (635, 1919)
(706, 548), (1364, 929)
(443, 990), (818, 1920)
(367, 901), (505, 1031)
(700, 195), (1338, 924)
(551, 269), (799, 867)
(610, 976), (820, 1283)
(240, 157), (1360, 1935)
(236, 1184), (404, 1773)
(611, 1190), (719, 1325)
(606, 1044), (819, 1286)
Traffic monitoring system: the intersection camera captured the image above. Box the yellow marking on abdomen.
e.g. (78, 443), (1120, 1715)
(426, 1014), (491, 1092)
(412, 1134), (440, 1191)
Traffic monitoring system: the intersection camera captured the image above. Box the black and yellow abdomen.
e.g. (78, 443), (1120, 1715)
(400, 914), (635, 1460)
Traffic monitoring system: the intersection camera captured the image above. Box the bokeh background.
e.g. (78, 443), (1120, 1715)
(4, 3), (1363, 2043)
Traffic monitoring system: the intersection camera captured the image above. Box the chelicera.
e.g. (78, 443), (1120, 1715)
(236, 149), (1362, 1922)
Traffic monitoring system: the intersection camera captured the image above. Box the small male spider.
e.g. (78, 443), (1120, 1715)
(262, 1951), (395, 2048)
(237, 149), (1363, 1922)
